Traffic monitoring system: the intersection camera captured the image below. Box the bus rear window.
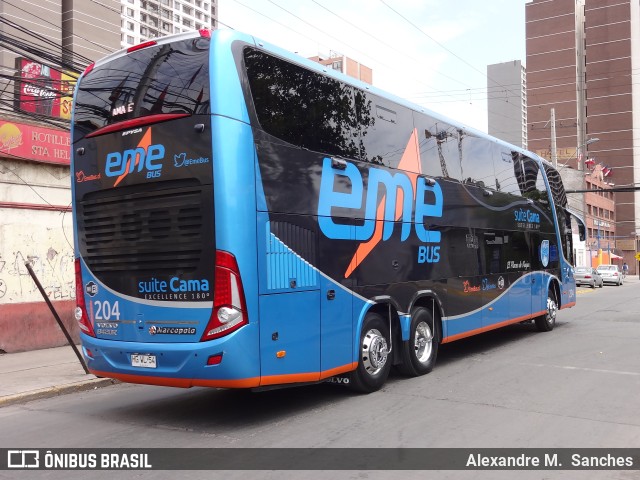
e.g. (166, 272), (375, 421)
(74, 37), (210, 137)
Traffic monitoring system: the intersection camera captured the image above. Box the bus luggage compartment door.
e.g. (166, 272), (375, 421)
(258, 291), (320, 382)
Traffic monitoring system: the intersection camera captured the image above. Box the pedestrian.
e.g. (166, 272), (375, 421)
(622, 262), (629, 278)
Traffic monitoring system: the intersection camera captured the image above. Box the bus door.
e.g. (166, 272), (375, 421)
(558, 209), (580, 306)
(319, 273), (353, 373)
(482, 230), (508, 328)
(507, 231), (533, 322)
(531, 233), (551, 316)
(257, 213), (321, 381)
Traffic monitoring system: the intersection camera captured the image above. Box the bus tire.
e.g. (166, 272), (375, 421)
(397, 307), (438, 377)
(349, 312), (391, 393)
(535, 289), (557, 332)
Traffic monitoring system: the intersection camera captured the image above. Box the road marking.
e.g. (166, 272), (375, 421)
(520, 363), (640, 377)
(576, 288), (596, 295)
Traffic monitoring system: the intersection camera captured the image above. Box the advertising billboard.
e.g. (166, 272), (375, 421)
(14, 58), (77, 120)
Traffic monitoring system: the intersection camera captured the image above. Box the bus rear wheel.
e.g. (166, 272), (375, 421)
(535, 289), (557, 332)
(397, 307), (439, 377)
(349, 312), (391, 393)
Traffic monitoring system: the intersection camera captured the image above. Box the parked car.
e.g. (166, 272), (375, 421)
(574, 267), (604, 288)
(596, 264), (624, 286)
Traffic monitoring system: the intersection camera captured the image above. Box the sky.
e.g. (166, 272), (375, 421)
(219, 0), (528, 133)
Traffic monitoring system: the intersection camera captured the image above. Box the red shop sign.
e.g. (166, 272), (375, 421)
(0, 120), (70, 166)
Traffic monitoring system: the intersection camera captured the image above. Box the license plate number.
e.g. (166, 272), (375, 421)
(131, 354), (157, 368)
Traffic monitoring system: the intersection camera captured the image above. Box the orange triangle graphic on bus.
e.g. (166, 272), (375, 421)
(113, 128), (152, 187)
(344, 128), (422, 278)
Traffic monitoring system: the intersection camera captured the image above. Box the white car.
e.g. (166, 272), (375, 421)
(596, 264), (624, 286)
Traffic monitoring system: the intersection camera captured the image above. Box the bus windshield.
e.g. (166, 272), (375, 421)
(74, 37), (211, 138)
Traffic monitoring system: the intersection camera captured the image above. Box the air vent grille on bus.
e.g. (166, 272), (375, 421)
(78, 182), (210, 274)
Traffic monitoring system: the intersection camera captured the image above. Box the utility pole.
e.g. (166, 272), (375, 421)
(550, 107), (557, 168)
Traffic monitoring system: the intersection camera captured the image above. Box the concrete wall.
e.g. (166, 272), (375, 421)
(0, 128), (76, 352)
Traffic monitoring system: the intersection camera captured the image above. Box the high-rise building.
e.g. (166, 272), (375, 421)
(120, 0), (218, 48)
(487, 60), (528, 148)
(525, 0), (640, 270)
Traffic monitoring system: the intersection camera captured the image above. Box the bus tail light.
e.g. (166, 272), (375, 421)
(74, 259), (96, 337)
(201, 251), (248, 341)
(82, 63), (95, 77)
(127, 40), (157, 53)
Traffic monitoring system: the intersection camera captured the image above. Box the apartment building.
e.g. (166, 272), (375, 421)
(525, 0), (640, 270)
(120, 0), (218, 47)
(487, 60), (528, 149)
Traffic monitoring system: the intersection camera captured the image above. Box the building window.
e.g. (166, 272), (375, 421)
(162, 22), (172, 32)
(183, 5), (193, 15)
(140, 26), (148, 35)
(127, 35), (135, 44)
(127, 7), (135, 16)
(127, 21), (135, 30)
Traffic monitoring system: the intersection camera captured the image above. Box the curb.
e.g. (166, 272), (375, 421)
(0, 378), (119, 408)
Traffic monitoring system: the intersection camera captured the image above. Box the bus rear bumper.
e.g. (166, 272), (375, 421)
(79, 330), (261, 389)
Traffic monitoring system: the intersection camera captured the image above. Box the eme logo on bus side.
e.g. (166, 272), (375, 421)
(318, 157), (444, 264)
(105, 144), (165, 180)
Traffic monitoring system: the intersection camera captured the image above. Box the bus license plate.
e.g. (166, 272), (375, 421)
(131, 354), (157, 368)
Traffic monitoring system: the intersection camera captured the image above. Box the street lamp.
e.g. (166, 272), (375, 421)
(578, 137), (599, 171)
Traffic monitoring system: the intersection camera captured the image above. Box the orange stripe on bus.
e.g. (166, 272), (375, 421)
(560, 301), (576, 309)
(88, 362), (358, 389)
(259, 362), (358, 386)
(441, 310), (547, 344)
(88, 369), (261, 389)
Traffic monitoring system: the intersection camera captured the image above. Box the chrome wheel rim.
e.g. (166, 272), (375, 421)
(546, 297), (557, 326)
(414, 321), (433, 363)
(362, 328), (388, 376)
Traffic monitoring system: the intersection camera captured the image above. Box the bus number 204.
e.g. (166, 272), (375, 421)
(94, 300), (121, 321)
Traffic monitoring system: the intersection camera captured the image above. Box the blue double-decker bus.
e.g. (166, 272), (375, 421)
(71, 29), (582, 393)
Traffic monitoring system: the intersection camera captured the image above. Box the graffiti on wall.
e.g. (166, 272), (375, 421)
(0, 225), (75, 304)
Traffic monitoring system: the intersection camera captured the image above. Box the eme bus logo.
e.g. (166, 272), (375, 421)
(317, 157), (444, 269)
(105, 144), (165, 183)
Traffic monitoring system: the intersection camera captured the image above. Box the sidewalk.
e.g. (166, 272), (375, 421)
(0, 345), (117, 408)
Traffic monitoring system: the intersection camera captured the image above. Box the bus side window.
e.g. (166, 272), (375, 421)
(517, 156), (551, 211)
(493, 148), (521, 196)
(244, 48), (359, 160)
(354, 91), (415, 169)
(460, 133), (496, 189)
(413, 112), (462, 180)
(543, 164), (573, 262)
(483, 231), (505, 274)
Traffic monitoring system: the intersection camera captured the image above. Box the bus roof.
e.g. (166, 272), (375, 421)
(84, 27), (554, 170)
